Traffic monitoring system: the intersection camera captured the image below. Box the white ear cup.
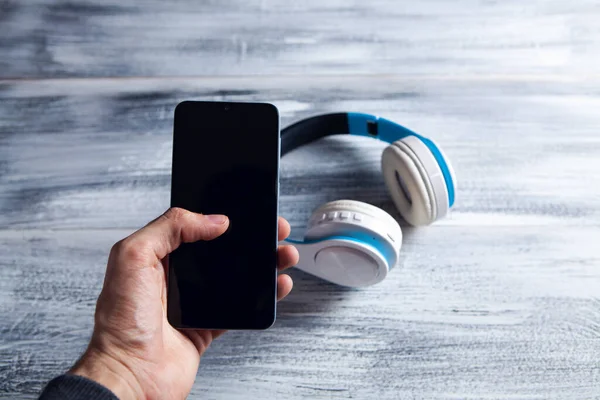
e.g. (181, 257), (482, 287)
(291, 200), (402, 287)
(382, 136), (449, 226)
(307, 200), (402, 244)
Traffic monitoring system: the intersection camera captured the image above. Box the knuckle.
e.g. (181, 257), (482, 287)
(163, 207), (187, 223)
(115, 238), (150, 264)
(110, 239), (126, 257)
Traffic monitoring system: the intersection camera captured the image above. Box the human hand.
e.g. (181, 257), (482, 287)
(69, 208), (299, 400)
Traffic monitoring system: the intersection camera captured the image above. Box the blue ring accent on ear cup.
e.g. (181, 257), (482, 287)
(285, 233), (397, 271)
(347, 112), (455, 207)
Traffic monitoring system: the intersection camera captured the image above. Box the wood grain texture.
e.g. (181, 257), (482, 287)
(1, 0), (600, 399)
(2, 225), (600, 399)
(2, 77), (600, 231)
(1, 0), (599, 79)
(1, 77), (599, 399)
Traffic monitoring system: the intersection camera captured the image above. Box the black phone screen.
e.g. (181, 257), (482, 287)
(167, 101), (279, 329)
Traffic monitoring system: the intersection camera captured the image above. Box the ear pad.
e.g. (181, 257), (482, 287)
(382, 136), (452, 226)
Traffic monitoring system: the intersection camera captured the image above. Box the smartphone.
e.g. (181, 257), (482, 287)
(167, 100), (280, 330)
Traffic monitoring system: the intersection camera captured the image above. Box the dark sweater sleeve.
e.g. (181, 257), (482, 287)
(38, 374), (119, 400)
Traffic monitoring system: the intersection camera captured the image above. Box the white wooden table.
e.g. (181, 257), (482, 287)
(1, 1), (599, 398)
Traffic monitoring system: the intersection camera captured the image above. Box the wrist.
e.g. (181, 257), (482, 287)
(69, 347), (145, 400)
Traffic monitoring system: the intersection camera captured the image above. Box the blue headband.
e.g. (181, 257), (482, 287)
(281, 112), (455, 207)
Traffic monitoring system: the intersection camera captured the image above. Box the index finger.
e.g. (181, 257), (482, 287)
(278, 216), (291, 241)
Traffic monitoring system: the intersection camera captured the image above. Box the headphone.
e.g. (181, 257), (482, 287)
(280, 112), (456, 288)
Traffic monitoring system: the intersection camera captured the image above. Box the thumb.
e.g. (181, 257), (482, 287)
(122, 208), (229, 263)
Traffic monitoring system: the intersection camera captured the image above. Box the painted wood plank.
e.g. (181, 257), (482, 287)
(1, 0), (599, 394)
(1, 226), (599, 399)
(1, 77), (599, 232)
(1, 76), (599, 398)
(1, 0), (599, 79)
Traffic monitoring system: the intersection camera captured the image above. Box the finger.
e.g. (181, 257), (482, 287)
(278, 217), (291, 241)
(121, 207), (229, 263)
(183, 330), (215, 356)
(277, 274), (293, 301)
(183, 328), (228, 356)
(277, 245), (299, 271)
(210, 329), (227, 340)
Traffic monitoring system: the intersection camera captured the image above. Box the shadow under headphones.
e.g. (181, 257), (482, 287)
(280, 112), (456, 288)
